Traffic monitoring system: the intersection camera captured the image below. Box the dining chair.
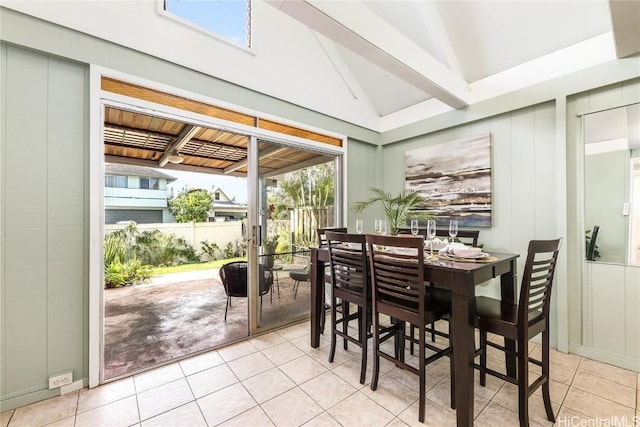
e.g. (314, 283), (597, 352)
(366, 234), (453, 423)
(398, 226), (479, 246)
(403, 228), (479, 348)
(435, 228), (479, 246)
(316, 227), (348, 332)
(474, 238), (562, 427)
(317, 227), (348, 247)
(326, 231), (372, 383)
(219, 261), (273, 321)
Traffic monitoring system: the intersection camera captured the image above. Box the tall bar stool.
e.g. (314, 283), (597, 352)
(366, 234), (453, 423)
(474, 238), (562, 427)
(316, 227), (347, 333)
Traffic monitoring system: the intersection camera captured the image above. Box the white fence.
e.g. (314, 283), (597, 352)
(104, 221), (244, 256)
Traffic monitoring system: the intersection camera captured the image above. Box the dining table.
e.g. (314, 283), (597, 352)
(309, 245), (519, 427)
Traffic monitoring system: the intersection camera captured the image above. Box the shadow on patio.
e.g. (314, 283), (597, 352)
(103, 263), (311, 380)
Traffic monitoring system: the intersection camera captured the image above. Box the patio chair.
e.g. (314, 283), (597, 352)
(219, 261), (273, 321)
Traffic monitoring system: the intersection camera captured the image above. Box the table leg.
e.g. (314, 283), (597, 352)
(501, 259), (518, 378)
(310, 249), (324, 348)
(451, 291), (474, 427)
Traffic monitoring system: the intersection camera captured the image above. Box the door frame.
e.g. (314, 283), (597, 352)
(89, 65), (346, 387)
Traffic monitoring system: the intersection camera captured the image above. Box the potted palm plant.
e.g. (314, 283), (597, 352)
(352, 187), (433, 235)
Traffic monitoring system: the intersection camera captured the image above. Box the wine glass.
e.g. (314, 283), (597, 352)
(374, 219), (381, 235)
(379, 219), (388, 236)
(410, 219), (419, 237)
(355, 219), (363, 234)
(449, 220), (458, 243)
(426, 219), (437, 259)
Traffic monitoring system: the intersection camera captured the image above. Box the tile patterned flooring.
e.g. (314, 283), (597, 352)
(2, 319), (638, 427)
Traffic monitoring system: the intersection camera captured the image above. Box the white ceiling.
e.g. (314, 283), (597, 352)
(3, 0), (638, 133)
(266, 0), (639, 123)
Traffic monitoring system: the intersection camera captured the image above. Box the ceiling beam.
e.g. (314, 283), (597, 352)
(266, 0), (470, 109)
(609, 0), (640, 58)
(414, 1), (463, 79)
(105, 155), (247, 177)
(262, 155), (332, 177)
(223, 145), (289, 174)
(158, 124), (200, 167)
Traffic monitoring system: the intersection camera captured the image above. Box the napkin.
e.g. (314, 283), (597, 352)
(438, 242), (467, 256)
(425, 237), (449, 250)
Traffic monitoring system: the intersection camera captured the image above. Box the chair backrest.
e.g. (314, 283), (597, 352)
(586, 225), (599, 261)
(366, 234), (425, 323)
(317, 227), (348, 247)
(397, 227), (479, 246)
(397, 227), (427, 237)
(435, 229), (479, 246)
(325, 231), (368, 298)
(219, 261), (272, 298)
(518, 239), (562, 328)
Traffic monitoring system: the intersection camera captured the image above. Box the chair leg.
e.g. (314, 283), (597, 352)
(224, 296), (230, 322)
(343, 302), (350, 350)
(328, 293), (337, 363)
(479, 329), (487, 387)
(370, 310), (380, 391)
(293, 280), (299, 299)
(418, 324), (426, 423)
(517, 340), (530, 427)
(359, 304), (368, 384)
(541, 329), (555, 422)
(430, 321), (436, 342)
(409, 324), (415, 355)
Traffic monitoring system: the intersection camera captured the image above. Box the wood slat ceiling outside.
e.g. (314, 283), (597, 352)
(101, 77), (343, 147)
(102, 77), (340, 178)
(103, 107), (333, 177)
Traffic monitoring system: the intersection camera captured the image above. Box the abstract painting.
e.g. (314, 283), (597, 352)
(405, 133), (492, 227)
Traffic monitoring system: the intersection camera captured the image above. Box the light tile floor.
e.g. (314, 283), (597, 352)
(2, 319), (638, 427)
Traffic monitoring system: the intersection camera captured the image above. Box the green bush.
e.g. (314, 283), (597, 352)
(104, 259), (151, 288)
(103, 222), (197, 288)
(133, 230), (199, 266)
(201, 240), (221, 260)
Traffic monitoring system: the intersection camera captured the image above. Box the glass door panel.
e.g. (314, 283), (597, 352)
(251, 139), (340, 330)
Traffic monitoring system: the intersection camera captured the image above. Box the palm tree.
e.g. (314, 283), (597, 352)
(352, 187), (432, 235)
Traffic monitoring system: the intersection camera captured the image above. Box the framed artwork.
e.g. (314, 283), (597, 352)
(405, 133), (492, 227)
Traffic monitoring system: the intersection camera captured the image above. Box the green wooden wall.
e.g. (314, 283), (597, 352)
(1, 44), (88, 408)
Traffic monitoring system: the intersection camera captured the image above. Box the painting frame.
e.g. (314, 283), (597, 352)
(405, 133), (492, 227)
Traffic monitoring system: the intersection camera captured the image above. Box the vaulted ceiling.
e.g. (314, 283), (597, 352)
(266, 0), (640, 122)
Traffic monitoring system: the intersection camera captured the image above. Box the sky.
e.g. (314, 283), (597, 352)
(165, 0), (248, 46)
(166, 170), (248, 203)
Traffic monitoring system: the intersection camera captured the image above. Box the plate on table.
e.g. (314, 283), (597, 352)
(388, 247), (419, 256)
(452, 247), (486, 258)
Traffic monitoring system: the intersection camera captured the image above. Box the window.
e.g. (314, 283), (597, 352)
(214, 191), (221, 201)
(140, 178), (159, 190)
(105, 175), (128, 188)
(164, 0), (251, 48)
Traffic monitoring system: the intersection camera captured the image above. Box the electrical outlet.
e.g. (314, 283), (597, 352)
(48, 372), (73, 389)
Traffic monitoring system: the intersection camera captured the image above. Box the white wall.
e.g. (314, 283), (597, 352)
(104, 222), (244, 259)
(1, 0), (380, 130)
(376, 102), (562, 344)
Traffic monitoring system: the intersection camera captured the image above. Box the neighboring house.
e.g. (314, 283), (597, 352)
(104, 163), (176, 224)
(209, 187), (247, 221)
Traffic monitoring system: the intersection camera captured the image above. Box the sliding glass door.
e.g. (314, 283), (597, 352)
(248, 138), (342, 332)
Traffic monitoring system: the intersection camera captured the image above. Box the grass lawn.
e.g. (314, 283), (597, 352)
(151, 257), (247, 276)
